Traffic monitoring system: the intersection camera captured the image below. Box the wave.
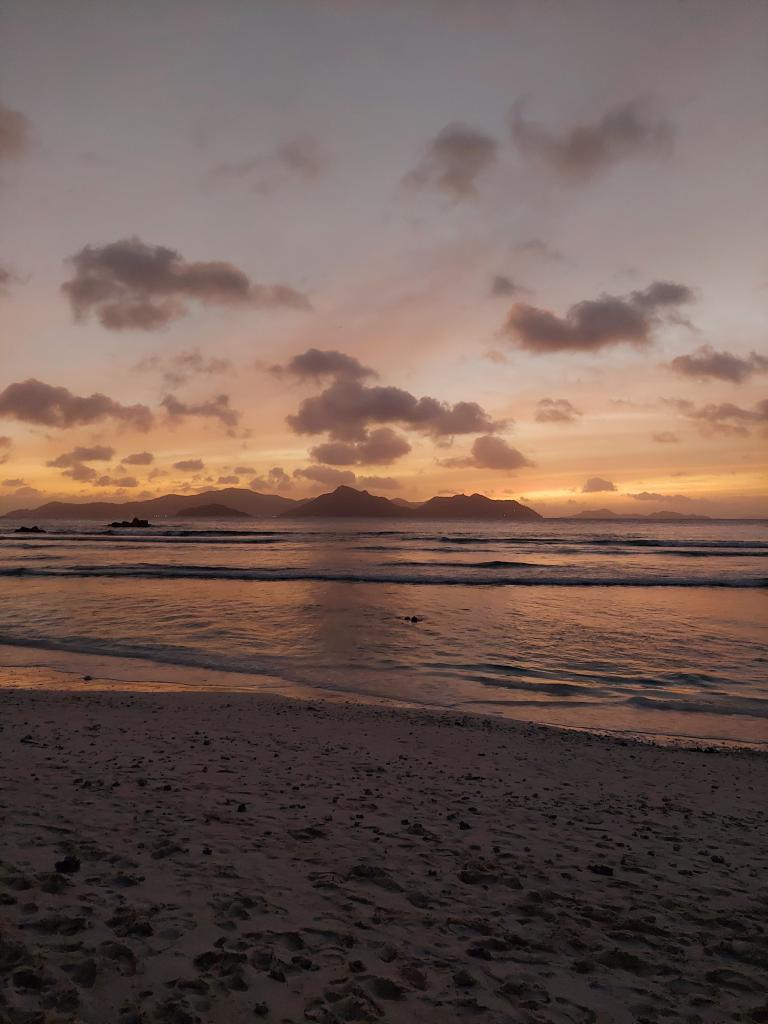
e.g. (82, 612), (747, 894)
(627, 695), (768, 718)
(0, 564), (764, 588)
(387, 559), (542, 568)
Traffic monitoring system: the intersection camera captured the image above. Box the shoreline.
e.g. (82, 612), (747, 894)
(1, 685), (766, 1023)
(1, 642), (766, 752)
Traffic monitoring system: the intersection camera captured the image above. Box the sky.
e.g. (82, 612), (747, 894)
(0, 0), (766, 517)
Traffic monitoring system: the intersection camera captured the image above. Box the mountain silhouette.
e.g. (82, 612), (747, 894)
(413, 493), (541, 520)
(281, 485), (413, 518)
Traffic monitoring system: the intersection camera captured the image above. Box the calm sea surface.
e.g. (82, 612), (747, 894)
(0, 517), (765, 746)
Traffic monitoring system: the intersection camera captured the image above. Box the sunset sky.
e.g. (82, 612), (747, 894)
(1, 0), (766, 517)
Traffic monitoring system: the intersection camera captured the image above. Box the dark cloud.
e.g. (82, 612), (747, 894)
(288, 377), (502, 441)
(217, 474), (240, 485)
(2, 478), (26, 488)
(161, 393), (241, 432)
(505, 281), (694, 354)
(0, 436), (11, 464)
(0, 101), (30, 161)
(490, 275), (524, 298)
(293, 465), (357, 487)
(668, 345), (768, 384)
(666, 398), (768, 436)
(274, 348), (376, 382)
(652, 431), (680, 444)
(234, 465), (256, 476)
(630, 282), (692, 309)
(62, 463), (98, 482)
(62, 237), (310, 331)
(440, 434), (532, 471)
(211, 136), (325, 193)
(582, 477), (616, 493)
(309, 427), (411, 466)
(0, 379), (153, 430)
(510, 98), (674, 180)
(95, 475), (139, 488)
(173, 458), (205, 472)
(47, 445), (115, 468)
(404, 123), (498, 199)
(250, 466), (292, 492)
(535, 398), (581, 424)
(121, 451), (154, 466)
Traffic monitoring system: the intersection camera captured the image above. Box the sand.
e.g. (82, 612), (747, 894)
(1, 672), (767, 1024)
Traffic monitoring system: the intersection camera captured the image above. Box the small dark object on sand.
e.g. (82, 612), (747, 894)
(54, 855), (81, 875)
(82, 675), (93, 682)
(108, 517), (150, 528)
(403, 615), (421, 623)
(14, 525), (46, 533)
(588, 862), (614, 876)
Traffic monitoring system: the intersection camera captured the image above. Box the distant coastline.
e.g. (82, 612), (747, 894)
(2, 483), (753, 522)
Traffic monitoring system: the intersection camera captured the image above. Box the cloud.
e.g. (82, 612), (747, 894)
(504, 281), (694, 354)
(2, 478), (25, 488)
(274, 348), (376, 382)
(9, 485), (41, 500)
(0, 379), (153, 430)
(582, 477), (616, 493)
(211, 135), (325, 193)
(309, 427), (411, 466)
(490, 275), (525, 298)
(358, 476), (400, 490)
(137, 349), (233, 388)
(217, 474), (240, 485)
(62, 236), (310, 330)
(173, 458), (205, 472)
(516, 239), (564, 262)
(0, 436), (11, 464)
(667, 345), (768, 384)
(288, 376), (502, 441)
(0, 101), (30, 161)
(439, 434), (532, 471)
(0, 437), (11, 449)
(404, 123), (498, 199)
(293, 465), (357, 487)
(234, 465), (255, 475)
(0, 264), (17, 295)
(666, 398), (768, 436)
(510, 98), (674, 180)
(95, 475), (139, 488)
(250, 466), (292, 492)
(629, 491), (693, 503)
(161, 393), (240, 432)
(121, 451), (154, 466)
(535, 398), (581, 424)
(47, 445), (115, 468)
(62, 463), (98, 482)
(652, 431), (680, 444)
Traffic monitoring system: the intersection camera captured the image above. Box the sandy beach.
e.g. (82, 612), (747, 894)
(1, 673), (767, 1024)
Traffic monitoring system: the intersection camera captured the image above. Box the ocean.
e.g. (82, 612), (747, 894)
(0, 516), (765, 747)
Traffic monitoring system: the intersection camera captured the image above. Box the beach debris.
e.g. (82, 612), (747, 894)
(14, 525), (46, 533)
(54, 855), (81, 875)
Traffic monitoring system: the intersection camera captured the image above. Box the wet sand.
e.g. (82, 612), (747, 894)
(1, 674), (767, 1023)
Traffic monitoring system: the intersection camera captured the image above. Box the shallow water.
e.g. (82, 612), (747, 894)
(0, 516), (765, 745)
